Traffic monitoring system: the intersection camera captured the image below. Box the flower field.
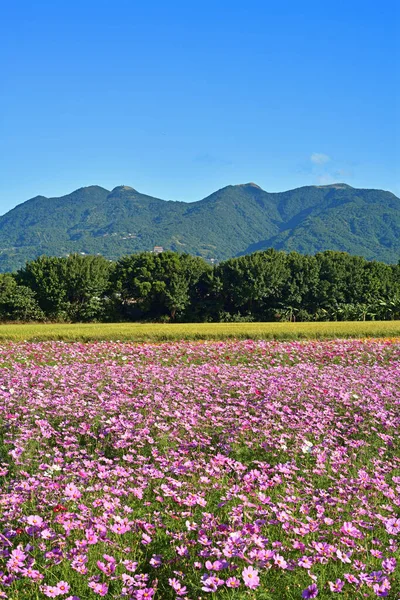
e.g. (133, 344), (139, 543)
(0, 339), (399, 599)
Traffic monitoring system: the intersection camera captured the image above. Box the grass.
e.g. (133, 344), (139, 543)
(0, 320), (399, 342)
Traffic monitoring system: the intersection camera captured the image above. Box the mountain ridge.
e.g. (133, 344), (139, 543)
(0, 182), (398, 271)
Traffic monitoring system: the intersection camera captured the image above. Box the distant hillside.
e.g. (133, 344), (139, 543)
(0, 182), (398, 271)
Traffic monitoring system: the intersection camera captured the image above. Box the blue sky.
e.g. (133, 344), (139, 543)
(1, 0), (398, 213)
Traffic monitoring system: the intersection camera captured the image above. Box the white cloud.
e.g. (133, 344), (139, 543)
(310, 153), (331, 165)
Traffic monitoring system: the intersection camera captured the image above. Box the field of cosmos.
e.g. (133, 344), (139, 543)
(0, 338), (399, 598)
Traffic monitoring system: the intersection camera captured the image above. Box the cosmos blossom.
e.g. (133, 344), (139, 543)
(302, 583), (318, 598)
(242, 566), (260, 589)
(328, 579), (344, 592)
(385, 518), (400, 535)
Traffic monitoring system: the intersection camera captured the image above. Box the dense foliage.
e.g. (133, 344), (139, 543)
(0, 249), (398, 323)
(0, 338), (399, 598)
(0, 182), (399, 271)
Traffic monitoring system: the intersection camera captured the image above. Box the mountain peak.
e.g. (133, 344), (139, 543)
(110, 185), (137, 193)
(72, 185), (110, 194)
(314, 183), (353, 190)
(237, 182), (263, 190)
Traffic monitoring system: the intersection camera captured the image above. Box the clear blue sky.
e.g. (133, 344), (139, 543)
(1, 0), (398, 213)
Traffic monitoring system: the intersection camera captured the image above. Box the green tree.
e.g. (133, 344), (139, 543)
(17, 254), (113, 321)
(17, 256), (69, 319)
(112, 252), (210, 321)
(216, 249), (289, 320)
(0, 274), (44, 321)
(278, 252), (320, 316)
(315, 251), (367, 310)
(63, 254), (113, 321)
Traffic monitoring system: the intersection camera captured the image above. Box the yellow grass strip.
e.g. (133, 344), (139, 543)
(0, 321), (399, 342)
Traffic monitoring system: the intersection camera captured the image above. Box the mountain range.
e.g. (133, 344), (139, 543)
(0, 182), (398, 272)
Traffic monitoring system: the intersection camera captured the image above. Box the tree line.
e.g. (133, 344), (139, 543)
(0, 249), (399, 323)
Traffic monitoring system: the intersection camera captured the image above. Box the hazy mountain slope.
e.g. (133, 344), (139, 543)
(0, 182), (398, 271)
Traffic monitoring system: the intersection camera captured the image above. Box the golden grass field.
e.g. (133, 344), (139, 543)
(0, 321), (399, 342)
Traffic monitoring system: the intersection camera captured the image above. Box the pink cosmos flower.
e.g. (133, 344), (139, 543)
(373, 579), (391, 597)
(149, 555), (162, 568)
(201, 576), (224, 592)
(41, 586), (61, 598)
(10, 547), (26, 562)
(385, 517), (400, 535)
(226, 577), (241, 588)
(168, 578), (187, 596)
(141, 533), (152, 545)
(242, 566), (260, 589)
(344, 573), (359, 584)
(85, 529), (98, 544)
(134, 589), (155, 599)
(65, 483), (82, 500)
(205, 559), (228, 571)
(340, 522), (363, 538)
(122, 573), (135, 587)
(97, 560), (116, 575)
(21, 567), (44, 581)
(382, 557), (396, 573)
(176, 544), (189, 557)
(7, 547), (26, 573)
(27, 515), (44, 527)
(110, 522), (131, 534)
(298, 556), (313, 569)
(88, 582), (108, 596)
(336, 549), (352, 563)
(274, 554), (288, 569)
(328, 579), (344, 592)
(56, 581), (70, 595)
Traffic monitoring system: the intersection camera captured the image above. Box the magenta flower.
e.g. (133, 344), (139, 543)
(176, 544), (189, 557)
(21, 567), (44, 581)
(302, 583), (318, 598)
(85, 529), (98, 544)
(373, 579), (391, 597)
(168, 578), (187, 596)
(226, 577), (241, 588)
(123, 559), (139, 571)
(343, 573), (359, 584)
(298, 556), (313, 569)
(382, 557), (396, 574)
(97, 559), (116, 575)
(274, 553), (288, 569)
(328, 579), (344, 592)
(340, 522), (363, 538)
(88, 582), (108, 596)
(385, 518), (400, 535)
(41, 586), (61, 599)
(201, 576), (224, 592)
(134, 590), (155, 599)
(26, 515), (44, 527)
(65, 483), (82, 500)
(141, 533), (152, 544)
(110, 522), (131, 534)
(56, 581), (70, 595)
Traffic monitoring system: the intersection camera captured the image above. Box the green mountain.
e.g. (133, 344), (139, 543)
(0, 182), (398, 271)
